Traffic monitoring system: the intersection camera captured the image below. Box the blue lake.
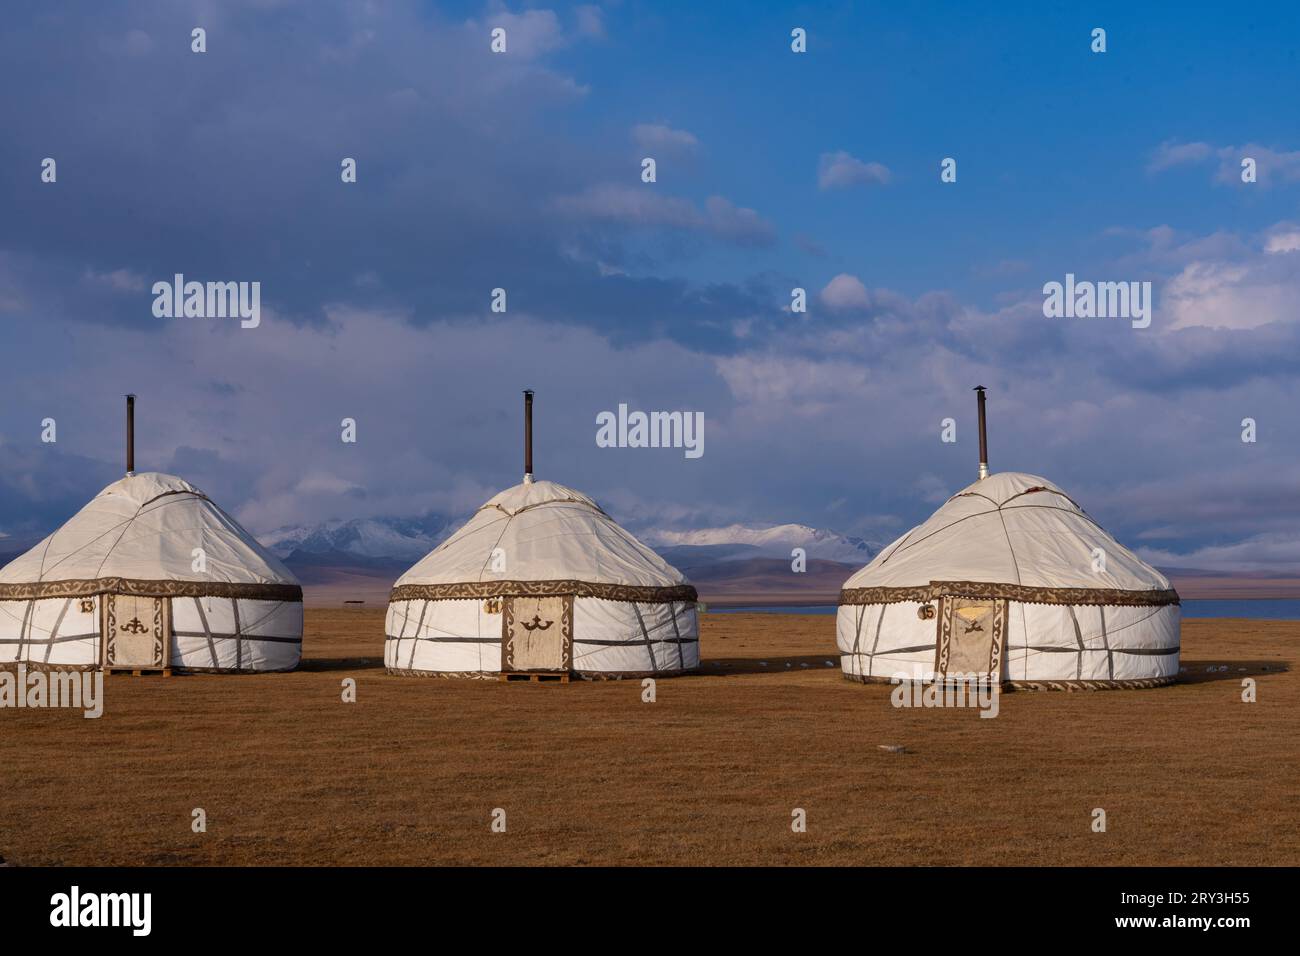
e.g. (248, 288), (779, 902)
(709, 600), (1300, 620)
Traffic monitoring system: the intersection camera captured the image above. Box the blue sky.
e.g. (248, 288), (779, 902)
(548, 1), (1300, 299)
(1, 1), (1298, 573)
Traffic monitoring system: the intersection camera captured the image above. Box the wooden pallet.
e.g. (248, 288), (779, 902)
(105, 666), (173, 677)
(499, 671), (570, 684)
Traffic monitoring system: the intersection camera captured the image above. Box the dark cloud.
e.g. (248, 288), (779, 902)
(0, 1), (782, 349)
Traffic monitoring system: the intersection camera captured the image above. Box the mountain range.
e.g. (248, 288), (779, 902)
(641, 522), (879, 565)
(261, 514), (457, 564)
(259, 514), (879, 605)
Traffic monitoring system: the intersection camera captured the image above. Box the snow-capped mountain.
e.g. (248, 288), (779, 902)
(259, 514), (457, 562)
(643, 523), (879, 565)
(259, 515), (876, 567)
(255, 514), (879, 605)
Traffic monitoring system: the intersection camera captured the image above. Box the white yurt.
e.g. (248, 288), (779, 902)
(838, 388), (1179, 690)
(386, 391), (698, 679)
(0, 397), (302, 673)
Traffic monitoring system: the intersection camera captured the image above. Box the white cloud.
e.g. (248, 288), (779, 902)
(1139, 532), (1300, 574)
(1147, 139), (1300, 186)
(1215, 143), (1300, 186)
(1163, 262), (1283, 331)
(631, 122), (698, 154)
(553, 185), (775, 246)
(716, 354), (870, 412)
(702, 196), (776, 245)
(1264, 229), (1300, 254)
(819, 273), (871, 311)
(472, 9), (566, 59)
(1099, 221), (1300, 331)
(818, 151), (890, 190)
(1146, 140), (1212, 172)
(1159, 224), (1300, 330)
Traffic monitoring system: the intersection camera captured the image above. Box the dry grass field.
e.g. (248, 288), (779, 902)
(1, 610), (1295, 867)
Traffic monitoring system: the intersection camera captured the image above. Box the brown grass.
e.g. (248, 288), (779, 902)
(1, 611), (1296, 866)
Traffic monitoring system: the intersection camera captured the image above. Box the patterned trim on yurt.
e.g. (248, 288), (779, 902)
(840, 672), (1179, 691)
(389, 580), (697, 604)
(381, 666), (701, 680)
(0, 662), (100, 673)
(839, 582), (1179, 607)
(384, 668), (500, 679)
(1006, 675), (1178, 691)
(0, 578), (302, 602)
(572, 668), (700, 680)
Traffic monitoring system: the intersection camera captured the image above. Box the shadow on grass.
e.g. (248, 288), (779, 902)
(297, 656), (385, 672)
(290, 656), (1286, 682)
(690, 657), (1290, 683)
(1177, 659), (1289, 684)
(695, 655), (841, 676)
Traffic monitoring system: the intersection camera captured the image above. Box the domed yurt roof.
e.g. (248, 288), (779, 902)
(0, 471), (297, 594)
(393, 478), (687, 591)
(843, 470), (1171, 595)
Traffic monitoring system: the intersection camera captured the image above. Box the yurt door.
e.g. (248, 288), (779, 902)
(934, 594), (1006, 683)
(102, 594), (169, 670)
(502, 595), (572, 673)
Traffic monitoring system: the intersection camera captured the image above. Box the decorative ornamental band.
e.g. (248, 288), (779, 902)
(0, 578), (302, 602)
(389, 579), (698, 605)
(842, 672), (1178, 691)
(839, 581), (1180, 607)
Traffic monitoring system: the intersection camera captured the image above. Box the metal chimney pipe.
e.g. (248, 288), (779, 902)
(974, 386), (989, 479)
(126, 393), (136, 476)
(523, 389), (534, 483)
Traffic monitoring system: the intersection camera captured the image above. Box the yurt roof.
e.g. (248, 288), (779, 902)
(394, 479), (688, 588)
(0, 471), (297, 588)
(844, 471), (1170, 592)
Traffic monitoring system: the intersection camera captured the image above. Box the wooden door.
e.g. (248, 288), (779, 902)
(103, 594), (169, 669)
(935, 595), (1005, 682)
(502, 595), (571, 672)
